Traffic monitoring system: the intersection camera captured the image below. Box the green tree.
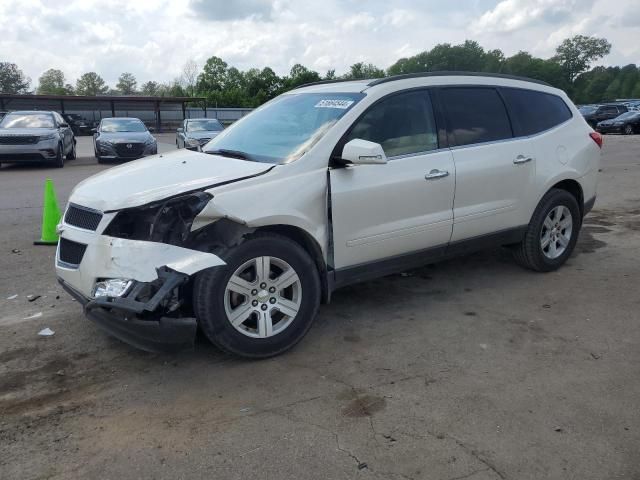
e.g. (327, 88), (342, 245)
(140, 80), (160, 96)
(75, 72), (108, 96)
(37, 68), (73, 95)
(343, 62), (385, 80)
(197, 56), (228, 93)
(284, 64), (321, 89)
(0, 62), (30, 93)
(553, 35), (612, 83)
(116, 72), (137, 95)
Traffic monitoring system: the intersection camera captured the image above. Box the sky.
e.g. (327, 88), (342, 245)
(0, 0), (639, 88)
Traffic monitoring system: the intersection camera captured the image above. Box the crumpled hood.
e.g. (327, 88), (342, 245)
(96, 131), (155, 143)
(70, 149), (273, 212)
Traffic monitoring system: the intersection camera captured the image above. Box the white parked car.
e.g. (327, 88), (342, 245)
(56, 73), (601, 357)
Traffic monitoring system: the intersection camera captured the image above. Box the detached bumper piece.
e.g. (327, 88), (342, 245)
(58, 268), (197, 353)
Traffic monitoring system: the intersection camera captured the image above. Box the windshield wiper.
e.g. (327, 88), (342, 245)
(206, 149), (256, 161)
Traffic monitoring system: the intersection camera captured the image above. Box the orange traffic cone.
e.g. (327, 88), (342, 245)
(34, 178), (62, 245)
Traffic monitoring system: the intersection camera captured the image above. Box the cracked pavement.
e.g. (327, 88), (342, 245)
(1, 135), (639, 479)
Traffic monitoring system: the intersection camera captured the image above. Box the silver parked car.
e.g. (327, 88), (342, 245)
(176, 118), (224, 150)
(93, 117), (157, 164)
(0, 110), (76, 168)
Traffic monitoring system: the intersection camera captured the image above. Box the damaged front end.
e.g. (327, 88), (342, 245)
(56, 192), (226, 352)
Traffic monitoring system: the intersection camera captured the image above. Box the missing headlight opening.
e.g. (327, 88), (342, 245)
(104, 192), (213, 245)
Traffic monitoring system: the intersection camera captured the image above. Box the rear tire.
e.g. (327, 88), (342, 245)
(193, 233), (321, 358)
(512, 188), (581, 272)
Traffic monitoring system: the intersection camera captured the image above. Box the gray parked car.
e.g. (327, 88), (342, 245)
(0, 110), (76, 168)
(176, 118), (224, 150)
(93, 118), (157, 163)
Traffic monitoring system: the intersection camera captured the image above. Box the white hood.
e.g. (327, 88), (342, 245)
(70, 149), (273, 211)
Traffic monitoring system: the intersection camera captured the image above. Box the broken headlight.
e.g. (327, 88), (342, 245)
(104, 192), (212, 245)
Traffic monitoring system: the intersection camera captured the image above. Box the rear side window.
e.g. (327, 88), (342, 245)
(441, 88), (512, 147)
(501, 88), (572, 136)
(345, 90), (438, 157)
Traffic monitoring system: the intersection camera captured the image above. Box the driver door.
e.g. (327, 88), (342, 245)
(329, 90), (455, 274)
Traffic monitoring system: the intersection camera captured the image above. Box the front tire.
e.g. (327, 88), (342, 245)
(624, 124), (634, 135)
(512, 189), (581, 272)
(52, 143), (64, 168)
(193, 233), (321, 358)
(66, 140), (77, 160)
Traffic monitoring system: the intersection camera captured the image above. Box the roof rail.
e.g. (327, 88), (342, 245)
(292, 78), (370, 90)
(367, 71), (551, 87)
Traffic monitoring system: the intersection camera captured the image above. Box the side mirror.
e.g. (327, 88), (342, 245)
(177, 128), (184, 133)
(340, 139), (387, 165)
(148, 126), (155, 133)
(59, 122), (69, 128)
(91, 128), (98, 134)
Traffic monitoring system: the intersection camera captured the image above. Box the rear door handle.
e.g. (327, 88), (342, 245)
(425, 169), (449, 180)
(513, 155), (533, 165)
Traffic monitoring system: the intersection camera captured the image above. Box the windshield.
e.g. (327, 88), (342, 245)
(579, 106), (597, 114)
(202, 92), (365, 163)
(187, 120), (223, 132)
(101, 119), (147, 133)
(0, 113), (55, 129)
(614, 112), (640, 120)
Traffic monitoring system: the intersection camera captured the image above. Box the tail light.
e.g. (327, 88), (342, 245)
(589, 132), (603, 148)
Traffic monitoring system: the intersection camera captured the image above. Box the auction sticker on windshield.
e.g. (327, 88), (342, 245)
(315, 99), (354, 109)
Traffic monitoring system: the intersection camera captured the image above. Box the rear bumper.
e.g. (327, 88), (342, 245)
(58, 277), (197, 352)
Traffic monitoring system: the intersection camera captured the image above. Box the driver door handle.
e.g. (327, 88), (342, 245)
(425, 169), (449, 180)
(514, 155), (533, 164)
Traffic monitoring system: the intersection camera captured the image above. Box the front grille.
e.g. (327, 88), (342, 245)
(115, 142), (145, 158)
(0, 135), (39, 145)
(59, 238), (87, 266)
(64, 204), (103, 231)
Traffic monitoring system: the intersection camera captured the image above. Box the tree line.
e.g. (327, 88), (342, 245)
(1, 35), (638, 107)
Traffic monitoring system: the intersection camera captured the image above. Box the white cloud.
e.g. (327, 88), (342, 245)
(0, 0), (637, 91)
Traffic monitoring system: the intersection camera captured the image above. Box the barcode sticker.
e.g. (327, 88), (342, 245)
(314, 99), (354, 109)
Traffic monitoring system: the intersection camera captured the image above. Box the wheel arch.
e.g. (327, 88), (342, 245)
(549, 178), (584, 218)
(255, 224), (330, 304)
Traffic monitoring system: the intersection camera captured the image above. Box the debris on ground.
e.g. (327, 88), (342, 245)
(24, 312), (43, 320)
(27, 294), (41, 302)
(591, 352), (601, 360)
(553, 426), (563, 432)
(55, 370), (65, 376)
(37, 326), (54, 336)
(6, 294), (18, 300)
(11, 248), (21, 254)
(358, 463), (368, 470)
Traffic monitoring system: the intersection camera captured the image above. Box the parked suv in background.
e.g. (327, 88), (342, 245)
(0, 110), (76, 168)
(580, 103), (628, 128)
(56, 72), (600, 358)
(176, 118), (224, 150)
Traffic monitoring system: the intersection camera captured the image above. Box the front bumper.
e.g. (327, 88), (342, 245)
(96, 142), (157, 160)
(56, 213), (226, 352)
(58, 276), (197, 352)
(0, 140), (59, 162)
(596, 125), (624, 134)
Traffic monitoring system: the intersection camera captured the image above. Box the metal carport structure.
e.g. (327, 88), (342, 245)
(0, 94), (205, 132)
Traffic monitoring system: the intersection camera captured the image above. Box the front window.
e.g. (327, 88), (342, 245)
(187, 119), (223, 132)
(101, 119), (147, 133)
(202, 92), (364, 163)
(0, 113), (55, 129)
(614, 112), (640, 121)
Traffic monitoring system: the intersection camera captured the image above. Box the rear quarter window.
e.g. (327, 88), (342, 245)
(501, 88), (572, 136)
(441, 87), (513, 147)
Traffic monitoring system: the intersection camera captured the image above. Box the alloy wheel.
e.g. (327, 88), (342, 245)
(540, 205), (573, 259)
(224, 256), (302, 338)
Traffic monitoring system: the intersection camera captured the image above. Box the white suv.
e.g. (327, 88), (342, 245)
(56, 73), (601, 357)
